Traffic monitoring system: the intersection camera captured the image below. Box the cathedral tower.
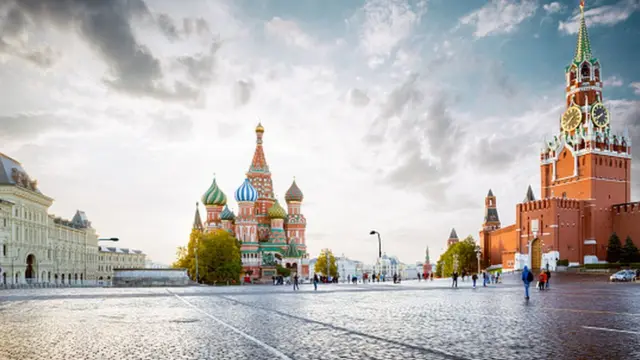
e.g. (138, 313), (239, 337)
(234, 178), (258, 243)
(284, 178), (306, 253)
(246, 123), (276, 242)
(201, 177), (227, 229)
(268, 199), (287, 244)
(483, 189), (501, 231)
(192, 202), (204, 232)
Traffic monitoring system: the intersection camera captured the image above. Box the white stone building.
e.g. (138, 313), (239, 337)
(0, 152), (146, 286)
(335, 254), (363, 281)
(97, 246), (146, 283)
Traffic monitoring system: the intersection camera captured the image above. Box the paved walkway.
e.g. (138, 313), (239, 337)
(0, 274), (638, 359)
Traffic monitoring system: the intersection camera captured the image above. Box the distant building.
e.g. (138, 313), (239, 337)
(447, 229), (459, 247)
(422, 246), (433, 275)
(0, 152), (147, 286)
(335, 254), (362, 281)
(98, 246), (146, 283)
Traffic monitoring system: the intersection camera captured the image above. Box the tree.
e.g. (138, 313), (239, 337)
(173, 229), (243, 284)
(314, 249), (337, 277)
(435, 236), (479, 278)
(621, 236), (640, 263)
(606, 232), (623, 263)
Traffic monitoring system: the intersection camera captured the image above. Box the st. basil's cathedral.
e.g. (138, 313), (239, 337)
(192, 123), (309, 280)
(479, 1), (637, 272)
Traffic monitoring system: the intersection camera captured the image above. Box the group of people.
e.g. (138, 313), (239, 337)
(521, 266), (551, 300)
(418, 272), (435, 281)
(452, 271), (501, 288)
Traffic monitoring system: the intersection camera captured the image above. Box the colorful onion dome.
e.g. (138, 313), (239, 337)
(268, 200), (287, 219)
(285, 179), (303, 202)
(220, 205), (235, 221)
(255, 122), (264, 133)
(235, 178), (258, 202)
(202, 177), (227, 206)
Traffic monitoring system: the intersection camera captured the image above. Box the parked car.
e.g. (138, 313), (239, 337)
(609, 270), (636, 282)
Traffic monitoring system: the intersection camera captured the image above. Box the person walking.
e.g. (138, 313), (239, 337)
(538, 271), (547, 291)
(313, 274), (319, 291)
(483, 271), (488, 287)
(472, 273), (478, 288)
(522, 266), (533, 300)
(545, 269), (551, 289)
(293, 273), (299, 291)
(452, 272), (458, 288)
(393, 273), (398, 284)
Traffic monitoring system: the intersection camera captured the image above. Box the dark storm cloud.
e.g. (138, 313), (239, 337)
(348, 88), (370, 107)
(0, 5), (57, 68)
(2, 0), (203, 102)
(233, 79), (255, 106)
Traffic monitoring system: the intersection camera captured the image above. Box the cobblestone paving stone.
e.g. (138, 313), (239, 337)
(1, 274), (639, 359)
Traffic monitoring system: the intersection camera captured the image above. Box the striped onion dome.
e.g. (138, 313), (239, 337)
(235, 178), (258, 202)
(285, 179), (303, 202)
(268, 199), (287, 219)
(220, 205), (235, 221)
(202, 177), (227, 206)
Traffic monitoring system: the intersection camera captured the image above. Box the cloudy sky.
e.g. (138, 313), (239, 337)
(1, 0), (639, 265)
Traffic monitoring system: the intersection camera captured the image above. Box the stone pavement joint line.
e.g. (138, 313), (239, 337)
(541, 307), (640, 316)
(217, 295), (470, 360)
(168, 290), (293, 360)
(582, 326), (640, 335)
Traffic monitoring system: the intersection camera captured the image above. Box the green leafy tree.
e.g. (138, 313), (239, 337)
(314, 249), (337, 277)
(606, 232), (623, 263)
(436, 236), (479, 278)
(621, 236), (640, 263)
(173, 229), (242, 284)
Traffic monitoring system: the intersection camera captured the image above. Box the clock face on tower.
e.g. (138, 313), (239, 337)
(590, 102), (610, 128)
(561, 106), (582, 132)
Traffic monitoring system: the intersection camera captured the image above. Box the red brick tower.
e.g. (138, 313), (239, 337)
(539, 0), (631, 259)
(246, 123), (276, 242)
(447, 228), (459, 247)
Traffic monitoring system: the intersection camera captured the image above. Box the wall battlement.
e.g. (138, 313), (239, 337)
(612, 202), (640, 214)
(518, 197), (582, 213)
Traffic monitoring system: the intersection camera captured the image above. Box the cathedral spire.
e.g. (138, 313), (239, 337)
(425, 246), (430, 264)
(248, 123), (270, 173)
(193, 202), (204, 231)
(573, 0), (592, 64)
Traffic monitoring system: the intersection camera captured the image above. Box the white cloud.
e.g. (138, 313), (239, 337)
(459, 0), (538, 37)
(543, 2), (563, 15)
(264, 17), (315, 49)
(631, 82), (640, 95)
(353, 0), (426, 68)
(603, 75), (624, 87)
(558, 0), (640, 34)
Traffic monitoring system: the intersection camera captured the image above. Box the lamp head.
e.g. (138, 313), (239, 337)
(369, 230), (377, 235)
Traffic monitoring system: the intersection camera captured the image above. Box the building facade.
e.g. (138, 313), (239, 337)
(194, 123), (310, 280)
(479, 2), (637, 271)
(0, 152), (146, 285)
(447, 229), (459, 247)
(97, 246), (146, 283)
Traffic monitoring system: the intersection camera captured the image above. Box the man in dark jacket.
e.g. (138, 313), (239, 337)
(522, 266), (533, 300)
(545, 269), (551, 289)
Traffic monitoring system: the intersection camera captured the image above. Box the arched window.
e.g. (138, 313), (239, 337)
(570, 68), (577, 83)
(581, 63), (590, 79)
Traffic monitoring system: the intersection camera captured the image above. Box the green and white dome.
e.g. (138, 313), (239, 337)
(202, 177), (227, 206)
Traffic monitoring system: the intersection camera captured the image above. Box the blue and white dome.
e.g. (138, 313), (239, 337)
(235, 178), (258, 202)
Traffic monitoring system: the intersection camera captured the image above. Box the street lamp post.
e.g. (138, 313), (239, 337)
(453, 254), (459, 274)
(369, 230), (382, 259)
(475, 246), (482, 273)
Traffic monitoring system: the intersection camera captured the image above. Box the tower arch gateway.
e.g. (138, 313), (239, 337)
(480, 0), (634, 270)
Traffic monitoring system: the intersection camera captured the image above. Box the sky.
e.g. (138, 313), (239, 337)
(1, 0), (639, 266)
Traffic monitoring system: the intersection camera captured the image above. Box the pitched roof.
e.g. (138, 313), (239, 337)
(485, 208), (500, 223)
(487, 189), (494, 197)
(524, 185), (536, 202)
(449, 228), (458, 239)
(193, 202), (204, 231)
(0, 152), (41, 193)
(71, 210), (91, 228)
